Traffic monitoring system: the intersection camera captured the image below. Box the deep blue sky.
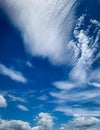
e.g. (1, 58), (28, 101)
(0, 0), (100, 130)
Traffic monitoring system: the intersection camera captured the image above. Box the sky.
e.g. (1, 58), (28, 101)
(0, 0), (100, 130)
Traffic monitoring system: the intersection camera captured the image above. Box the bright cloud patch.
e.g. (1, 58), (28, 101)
(0, 64), (27, 83)
(0, 95), (7, 108)
(60, 115), (100, 130)
(0, 0), (77, 64)
(0, 112), (54, 130)
(17, 105), (29, 111)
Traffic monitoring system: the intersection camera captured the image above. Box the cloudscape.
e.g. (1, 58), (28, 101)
(0, 0), (100, 129)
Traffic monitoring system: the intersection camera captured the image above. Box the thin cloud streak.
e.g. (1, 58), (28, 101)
(0, 63), (27, 83)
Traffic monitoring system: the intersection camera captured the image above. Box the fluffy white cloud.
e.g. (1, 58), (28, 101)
(73, 115), (100, 129)
(0, 0), (77, 64)
(0, 64), (27, 83)
(0, 112), (54, 130)
(17, 105), (29, 111)
(0, 95), (7, 107)
(34, 112), (54, 130)
(59, 115), (100, 130)
(0, 119), (32, 130)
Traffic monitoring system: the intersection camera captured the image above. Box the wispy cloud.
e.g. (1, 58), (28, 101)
(0, 63), (27, 83)
(8, 94), (27, 103)
(26, 61), (33, 68)
(17, 104), (29, 111)
(50, 14), (100, 117)
(0, 0), (77, 64)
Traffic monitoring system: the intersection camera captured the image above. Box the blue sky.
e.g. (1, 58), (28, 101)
(0, 0), (100, 130)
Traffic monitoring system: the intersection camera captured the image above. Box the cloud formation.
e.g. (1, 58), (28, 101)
(50, 14), (100, 116)
(0, 0), (77, 64)
(59, 115), (100, 130)
(17, 104), (29, 111)
(0, 95), (7, 107)
(0, 63), (27, 83)
(0, 112), (54, 130)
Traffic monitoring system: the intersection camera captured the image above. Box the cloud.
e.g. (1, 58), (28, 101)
(0, 95), (7, 108)
(34, 112), (54, 130)
(50, 88), (100, 116)
(26, 61), (33, 68)
(0, 64), (27, 83)
(0, 119), (32, 130)
(17, 105), (29, 111)
(37, 95), (48, 101)
(73, 115), (100, 129)
(0, 0), (78, 64)
(50, 14), (100, 117)
(8, 94), (27, 103)
(59, 115), (100, 130)
(0, 112), (54, 130)
(53, 81), (76, 90)
(89, 82), (100, 88)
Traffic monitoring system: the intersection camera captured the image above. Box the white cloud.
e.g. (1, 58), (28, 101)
(53, 81), (76, 90)
(37, 95), (48, 101)
(59, 115), (100, 130)
(26, 61), (33, 68)
(55, 106), (100, 117)
(0, 64), (27, 83)
(89, 82), (100, 88)
(34, 112), (54, 130)
(50, 88), (100, 116)
(73, 115), (100, 129)
(17, 105), (29, 111)
(8, 94), (27, 103)
(0, 0), (77, 64)
(0, 119), (32, 130)
(0, 112), (54, 130)
(0, 95), (7, 108)
(50, 89), (100, 104)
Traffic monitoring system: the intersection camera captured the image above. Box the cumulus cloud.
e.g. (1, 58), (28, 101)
(73, 115), (100, 129)
(0, 64), (27, 83)
(0, 119), (32, 130)
(34, 112), (54, 130)
(0, 0), (77, 64)
(59, 115), (100, 130)
(17, 105), (29, 111)
(0, 95), (7, 108)
(0, 112), (54, 130)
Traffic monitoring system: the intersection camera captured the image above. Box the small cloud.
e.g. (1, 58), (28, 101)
(0, 95), (7, 108)
(17, 104), (29, 111)
(53, 81), (76, 90)
(89, 82), (100, 88)
(37, 95), (48, 101)
(26, 61), (33, 68)
(8, 94), (27, 103)
(0, 63), (27, 83)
